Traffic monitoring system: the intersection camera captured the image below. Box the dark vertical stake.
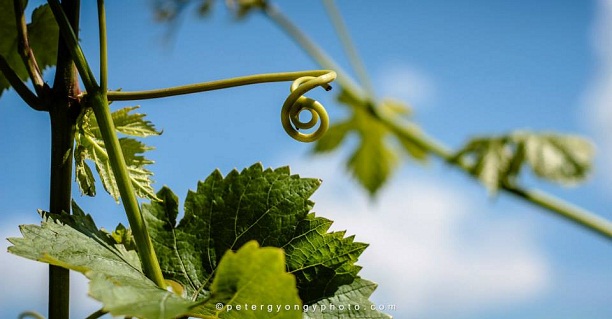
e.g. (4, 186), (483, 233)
(48, 1), (81, 318)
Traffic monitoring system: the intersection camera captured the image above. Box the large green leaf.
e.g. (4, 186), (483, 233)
(8, 203), (302, 318)
(7, 203), (198, 319)
(284, 213), (368, 304)
(0, 2), (58, 97)
(313, 89), (428, 196)
(74, 106), (161, 201)
(142, 163), (388, 317)
(451, 131), (595, 193)
(304, 278), (392, 319)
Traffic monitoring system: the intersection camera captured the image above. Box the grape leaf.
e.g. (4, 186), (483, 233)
(74, 106), (161, 201)
(190, 241), (302, 319)
(142, 163), (388, 317)
(516, 132), (594, 184)
(284, 213), (367, 304)
(8, 204), (303, 318)
(313, 89), (428, 196)
(451, 131), (595, 193)
(304, 278), (392, 319)
(7, 203), (198, 319)
(0, 2), (58, 97)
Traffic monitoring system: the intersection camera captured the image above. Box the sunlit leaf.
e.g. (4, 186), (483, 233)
(452, 131), (595, 193)
(313, 89), (427, 196)
(515, 132), (594, 184)
(74, 106), (161, 201)
(190, 241), (302, 318)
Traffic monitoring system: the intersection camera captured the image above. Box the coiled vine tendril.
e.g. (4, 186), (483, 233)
(104, 70), (336, 143)
(281, 71), (336, 142)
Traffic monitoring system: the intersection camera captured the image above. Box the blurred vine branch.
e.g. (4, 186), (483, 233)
(152, 0), (612, 240)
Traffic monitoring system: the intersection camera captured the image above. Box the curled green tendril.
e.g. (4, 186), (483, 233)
(281, 71), (336, 142)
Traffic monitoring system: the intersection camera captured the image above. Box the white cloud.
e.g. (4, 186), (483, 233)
(582, 0), (612, 186)
(376, 63), (435, 107)
(0, 217), (104, 318)
(283, 153), (550, 318)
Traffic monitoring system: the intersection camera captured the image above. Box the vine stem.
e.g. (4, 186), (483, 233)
(373, 106), (612, 239)
(97, 0), (107, 93)
(263, 2), (612, 240)
(322, 0), (374, 97)
(47, 0), (167, 287)
(263, 3), (364, 99)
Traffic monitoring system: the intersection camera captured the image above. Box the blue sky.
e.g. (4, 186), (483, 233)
(1, 1), (611, 318)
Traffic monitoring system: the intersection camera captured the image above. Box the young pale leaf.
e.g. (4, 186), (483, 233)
(93, 105), (161, 137)
(514, 132), (594, 184)
(303, 278), (392, 319)
(348, 132), (398, 196)
(313, 121), (352, 153)
(0, 3), (58, 96)
(142, 163), (387, 317)
(190, 241), (302, 318)
(313, 89), (428, 196)
(452, 131), (595, 193)
(451, 137), (512, 194)
(74, 107), (160, 201)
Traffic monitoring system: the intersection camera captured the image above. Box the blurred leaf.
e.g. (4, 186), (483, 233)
(226, 0), (267, 19)
(348, 130), (398, 195)
(0, 2), (58, 97)
(515, 132), (594, 184)
(142, 163), (387, 316)
(452, 137), (511, 194)
(74, 106), (161, 201)
(313, 89), (428, 196)
(452, 131), (595, 193)
(153, 0), (213, 22)
(313, 121), (352, 153)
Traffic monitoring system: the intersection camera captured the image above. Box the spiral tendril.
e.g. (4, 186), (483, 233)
(281, 71), (336, 142)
